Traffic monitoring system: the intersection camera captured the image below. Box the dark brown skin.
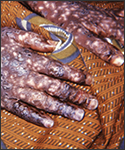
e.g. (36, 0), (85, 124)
(3, 27), (57, 53)
(2, 98), (55, 128)
(2, 27), (93, 85)
(1, 27), (98, 128)
(22, 1), (124, 66)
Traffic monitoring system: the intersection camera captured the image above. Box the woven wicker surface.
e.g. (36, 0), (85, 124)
(1, 1), (124, 149)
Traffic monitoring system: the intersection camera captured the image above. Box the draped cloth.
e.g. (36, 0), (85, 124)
(1, 1), (124, 149)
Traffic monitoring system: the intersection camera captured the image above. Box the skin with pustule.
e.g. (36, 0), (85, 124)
(1, 27), (98, 128)
(23, 1), (124, 66)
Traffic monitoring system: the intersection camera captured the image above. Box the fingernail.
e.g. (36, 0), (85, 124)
(43, 118), (54, 128)
(111, 55), (124, 66)
(73, 108), (85, 121)
(87, 98), (98, 110)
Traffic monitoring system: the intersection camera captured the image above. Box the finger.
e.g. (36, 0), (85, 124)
(24, 1), (124, 66)
(76, 1), (124, 46)
(14, 71), (98, 110)
(1, 45), (98, 110)
(24, 49), (93, 85)
(2, 27), (57, 53)
(72, 26), (124, 67)
(10, 87), (85, 121)
(108, 9), (124, 27)
(1, 98), (54, 128)
(1, 27), (93, 85)
(1, 27), (97, 110)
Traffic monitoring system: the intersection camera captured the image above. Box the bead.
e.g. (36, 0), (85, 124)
(86, 89), (89, 92)
(1, 132), (4, 135)
(30, 137), (33, 140)
(5, 112), (7, 114)
(14, 140), (17, 143)
(103, 63), (106, 66)
(112, 91), (114, 94)
(52, 132), (55, 135)
(38, 130), (41, 133)
(58, 142), (62, 146)
(78, 129), (81, 132)
(30, 147), (34, 149)
(66, 144), (70, 148)
(83, 122), (86, 125)
(110, 117), (112, 120)
(96, 90), (99, 93)
(21, 132), (24, 135)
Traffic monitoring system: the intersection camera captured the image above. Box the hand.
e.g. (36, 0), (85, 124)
(1, 27), (98, 128)
(22, 1), (124, 66)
